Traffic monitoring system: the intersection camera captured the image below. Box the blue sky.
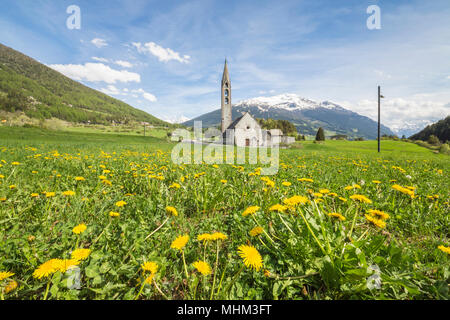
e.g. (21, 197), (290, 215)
(1, 0), (449, 131)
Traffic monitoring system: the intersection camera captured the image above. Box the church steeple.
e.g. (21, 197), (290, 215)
(221, 59), (232, 133)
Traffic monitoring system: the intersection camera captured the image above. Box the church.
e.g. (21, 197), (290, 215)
(220, 60), (294, 147)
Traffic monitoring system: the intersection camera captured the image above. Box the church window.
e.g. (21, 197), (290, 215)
(225, 97), (229, 104)
(224, 89), (229, 97)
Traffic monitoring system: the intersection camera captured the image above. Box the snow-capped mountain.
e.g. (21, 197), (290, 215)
(393, 119), (439, 138)
(183, 93), (394, 140)
(161, 115), (191, 124)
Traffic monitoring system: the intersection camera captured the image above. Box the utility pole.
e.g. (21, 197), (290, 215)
(377, 86), (384, 153)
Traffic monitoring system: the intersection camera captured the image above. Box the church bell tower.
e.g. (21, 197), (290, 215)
(221, 59), (232, 133)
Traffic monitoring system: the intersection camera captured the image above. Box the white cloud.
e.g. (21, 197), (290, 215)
(340, 96), (450, 132)
(132, 88), (157, 102)
(91, 38), (108, 48)
(115, 60), (133, 68)
(48, 63), (141, 84)
(100, 85), (122, 95)
(132, 42), (190, 63)
(92, 57), (109, 63)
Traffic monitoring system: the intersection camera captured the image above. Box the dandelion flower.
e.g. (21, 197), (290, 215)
(171, 235), (189, 251)
(109, 211), (120, 217)
(63, 190), (75, 196)
(328, 212), (346, 221)
(144, 274), (155, 285)
(249, 226), (264, 237)
(367, 209), (390, 220)
(269, 204), (287, 213)
(72, 223), (87, 234)
(237, 245), (263, 271)
(169, 183), (181, 189)
(283, 195), (309, 206)
(197, 233), (213, 242)
(282, 181), (292, 187)
(115, 200), (127, 207)
(0, 271), (15, 281)
(4, 280), (18, 294)
(192, 261), (212, 275)
(210, 232), (227, 241)
(220, 179), (227, 184)
(71, 248), (91, 261)
(437, 245), (450, 254)
(166, 206), (178, 217)
(242, 206), (260, 217)
(365, 214), (386, 229)
(298, 178), (314, 183)
(141, 261), (158, 274)
(350, 194), (372, 204)
(75, 177), (85, 181)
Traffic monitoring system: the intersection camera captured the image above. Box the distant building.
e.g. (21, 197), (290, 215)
(220, 60), (294, 147)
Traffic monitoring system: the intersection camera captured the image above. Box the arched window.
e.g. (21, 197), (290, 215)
(225, 97), (229, 104)
(224, 89), (229, 97)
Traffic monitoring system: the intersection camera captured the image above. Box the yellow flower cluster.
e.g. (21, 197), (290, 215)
(242, 206), (260, 217)
(192, 260), (212, 275)
(392, 184), (415, 198)
(197, 232), (228, 242)
(171, 235), (189, 251)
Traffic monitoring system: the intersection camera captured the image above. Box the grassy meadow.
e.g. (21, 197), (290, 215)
(0, 126), (448, 300)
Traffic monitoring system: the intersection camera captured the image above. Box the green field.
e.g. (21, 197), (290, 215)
(0, 127), (448, 300)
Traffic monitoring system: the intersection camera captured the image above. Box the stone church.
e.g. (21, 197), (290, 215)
(220, 60), (294, 147)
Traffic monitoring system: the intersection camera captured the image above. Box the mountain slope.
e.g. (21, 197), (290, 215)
(409, 116), (450, 142)
(0, 43), (167, 126)
(183, 94), (394, 140)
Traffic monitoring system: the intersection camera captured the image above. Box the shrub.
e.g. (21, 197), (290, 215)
(427, 135), (440, 146)
(439, 143), (450, 155)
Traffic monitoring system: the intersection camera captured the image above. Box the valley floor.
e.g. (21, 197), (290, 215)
(0, 127), (448, 300)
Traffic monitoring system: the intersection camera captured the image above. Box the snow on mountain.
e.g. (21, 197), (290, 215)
(161, 115), (191, 124)
(237, 93), (344, 112)
(392, 119), (438, 138)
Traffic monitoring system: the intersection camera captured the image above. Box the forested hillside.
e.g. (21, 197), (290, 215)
(409, 116), (450, 142)
(0, 43), (167, 126)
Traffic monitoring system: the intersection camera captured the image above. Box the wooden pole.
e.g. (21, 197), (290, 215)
(378, 86), (381, 153)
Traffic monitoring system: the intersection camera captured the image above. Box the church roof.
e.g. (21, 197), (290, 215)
(226, 114), (245, 130)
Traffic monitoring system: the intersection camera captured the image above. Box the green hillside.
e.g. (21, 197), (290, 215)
(409, 116), (450, 143)
(0, 43), (168, 126)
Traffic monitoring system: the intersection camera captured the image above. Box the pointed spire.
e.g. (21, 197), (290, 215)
(222, 59), (230, 83)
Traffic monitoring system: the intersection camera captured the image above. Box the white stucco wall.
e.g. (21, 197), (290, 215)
(233, 114), (264, 147)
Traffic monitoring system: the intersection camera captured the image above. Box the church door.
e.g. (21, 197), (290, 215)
(245, 139), (250, 147)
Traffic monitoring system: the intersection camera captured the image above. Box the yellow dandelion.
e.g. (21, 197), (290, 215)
(109, 211), (120, 217)
(365, 214), (386, 229)
(210, 232), (228, 241)
(72, 223), (87, 234)
(62, 190), (75, 196)
(169, 183), (181, 189)
(249, 226), (264, 237)
(269, 204), (287, 213)
(298, 178), (314, 183)
(283, 195), (309, 206)
(0, 271), (15, 281)
(4, 280), (18, 294)
(31, 193), (39, 198)
(171, 235), (189, 251)
(197, 233), (213, 242)
(319, 189), (330, 194)
(144, 274), (155, 285)
(437, 245), (450, 254)
(75, 177), (85, 181)
(372, 180), (381, 184)
(45, 192), (56, 198)
(242, 206), (260, 217)
(192, 261), (212, 275)
(237, 245), (263, 271)
(350, 194), (372, 204)
(367, 209), (390, 220)
(328, 212), (346, 221)
(141, 261), (158, 274)
(115, 200), (127, 207)
(166, 206), (178, 217)
(220, 179), (227, 184)
(282, 181), (292, 187)
(71, 248), (91, 261)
